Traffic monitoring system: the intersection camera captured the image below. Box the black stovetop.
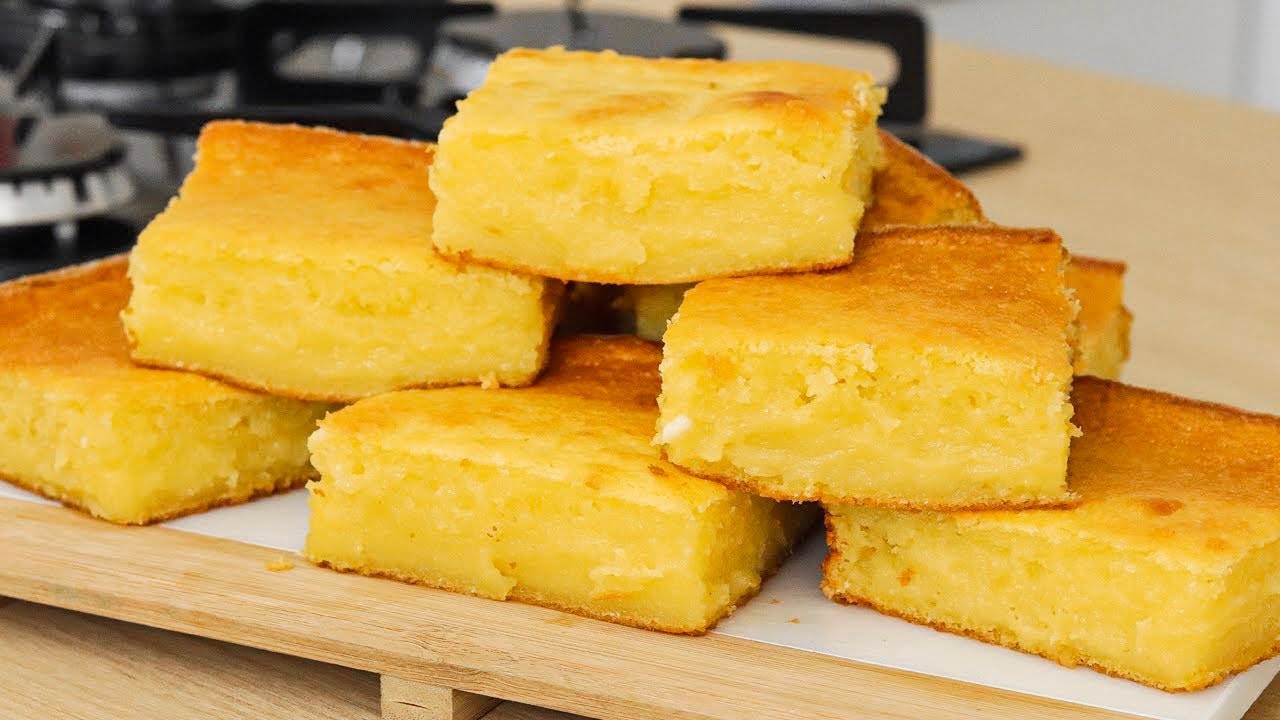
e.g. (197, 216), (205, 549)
(0, 1), (1020, 282)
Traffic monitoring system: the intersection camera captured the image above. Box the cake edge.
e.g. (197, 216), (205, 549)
(0, 468), (314, 526)
(124, 279), (566, 404)
(659, 449), (1079, 512)
(307, 519), (814, 636)
(436, 245), (860, 285)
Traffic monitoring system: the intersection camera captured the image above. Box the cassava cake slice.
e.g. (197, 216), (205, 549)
(430, 47), (886, 284)
(123, 120), (562, 403)
(0, 257), (329, 524)
(656, 225), (1078, 510)
(306, 336), (816, 634)
(825, 377), (1280, 692)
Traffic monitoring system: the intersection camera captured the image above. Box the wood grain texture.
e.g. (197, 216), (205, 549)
(6, 596), (1280, 720)
(0, 498), (1152, 720)
(0, 599), (379, 720)
(485, 704), (590, 720)
(382, 676), (500, 720)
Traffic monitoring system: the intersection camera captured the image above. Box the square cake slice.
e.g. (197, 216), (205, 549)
(123, 120), (562, 403)
(0, 257), (329, 524)
(430, 47), (886, 284)
(306, 336), (815, 634)
(824, 377), (1280, 692)
(1067, 257), (1132, 379)
(656, 225), (1078, 509)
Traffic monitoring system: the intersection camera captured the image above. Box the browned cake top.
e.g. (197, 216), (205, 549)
(319, 336), (730, 511)
(442, 47), (884, 140)
(535, 335), (664, 409)
(1065, 256), (1128, 330)
(960, 378), (1280, 564)
(137, 120), (455, 266)
(0, 256), (255, 397)
(184, 119), (435, 206)
(669, 225), (1074, 373)
(862, 131), (987, 229)
(1069, 378), (1280, 509)
(0, 256), (131, 368)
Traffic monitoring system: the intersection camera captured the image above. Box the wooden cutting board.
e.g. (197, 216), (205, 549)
(1, 496), (1181, 720)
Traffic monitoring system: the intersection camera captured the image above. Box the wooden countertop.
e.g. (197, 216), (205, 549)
(4, 598), (1279, 720)
(6, 22), (1280, 720)
(930, 44), (1280, 415)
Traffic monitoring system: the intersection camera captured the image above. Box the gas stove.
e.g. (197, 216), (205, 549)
(0, 0), (1019, 282)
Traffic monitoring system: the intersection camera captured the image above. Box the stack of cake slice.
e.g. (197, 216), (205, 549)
(5, 41), (1276, 697)
(302, 48), (888, 632)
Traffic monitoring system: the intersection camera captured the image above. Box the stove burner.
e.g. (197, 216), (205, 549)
(10, 0), (238, 84)
(0, 112), (136, 228)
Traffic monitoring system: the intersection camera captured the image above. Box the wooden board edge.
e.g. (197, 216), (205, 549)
(0, 497), (1145, 720)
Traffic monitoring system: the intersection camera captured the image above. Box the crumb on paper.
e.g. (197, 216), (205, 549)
(768, 598), (782, 606)
(265, 557), (295, 572)
(480, 372), (499, 390)
(787, 617), (801, 624)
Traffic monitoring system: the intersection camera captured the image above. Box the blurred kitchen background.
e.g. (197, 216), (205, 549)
(594, 0), (1280, 112)
(783, 0), (1280, 112)
(2, 0), (1278, 278)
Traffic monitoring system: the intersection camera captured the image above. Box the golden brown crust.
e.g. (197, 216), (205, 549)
(437, 245), (857, 286)
(311, 528), (802, 636)
(819, 382), (1280, 691)
(0, 469), (314, 526)
(0, 252), (129, 298)
(2, 254), (309, 404)
(1077, 376), (1280, 433)
(663, 450), (1080, 512)
(0, 254), (133, 368)
(448, 47), (884, 136)
(196, 119), (435, 175)
(1069, 255), (1128, 275)
(862, 131), (987, 229)
(666, 224), (1075, 371)
(445, 224), (1074, 286)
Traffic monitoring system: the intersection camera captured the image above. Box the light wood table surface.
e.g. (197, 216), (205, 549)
(5, 16), (1279, 720)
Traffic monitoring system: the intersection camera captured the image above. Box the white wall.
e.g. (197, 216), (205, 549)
(1245, 0), (1280, 110)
